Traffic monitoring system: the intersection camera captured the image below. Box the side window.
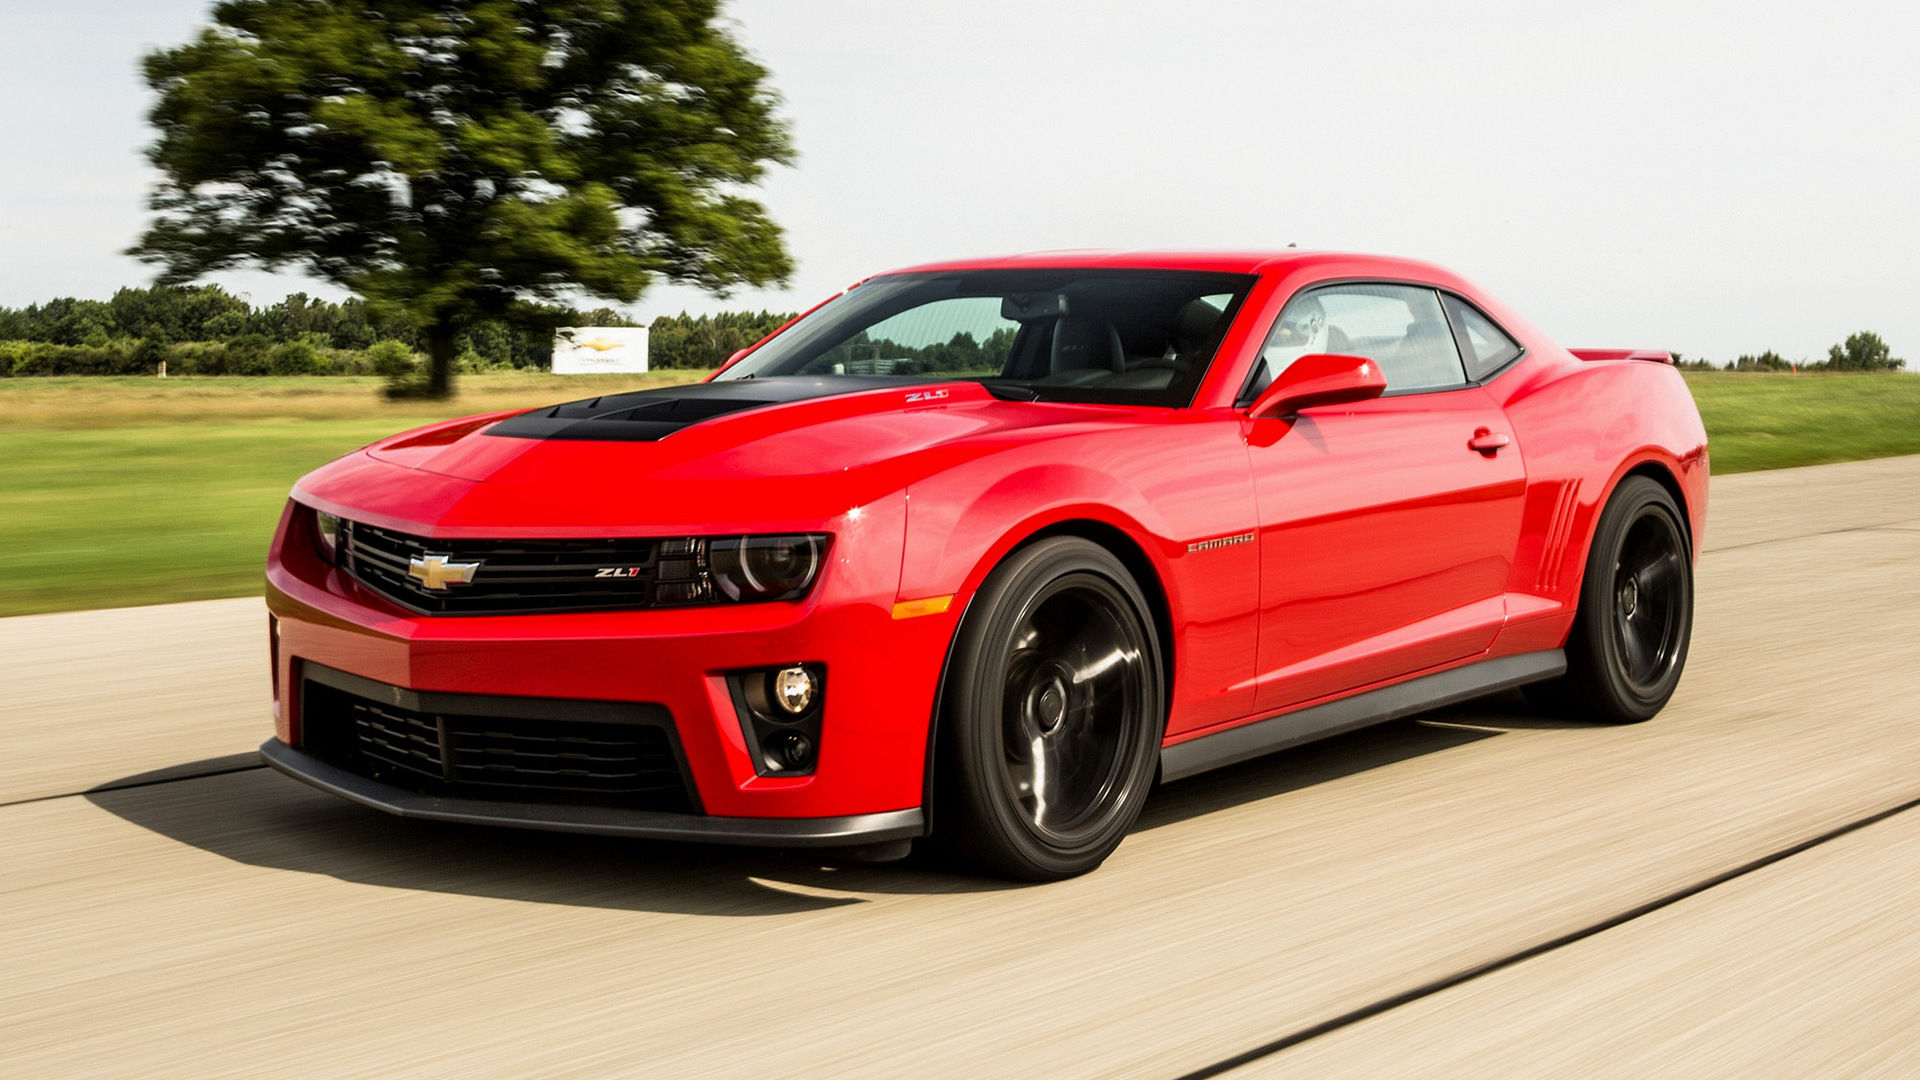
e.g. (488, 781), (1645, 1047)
(1248, 283), (1467, 398)
(1441, 294), (1523, 380)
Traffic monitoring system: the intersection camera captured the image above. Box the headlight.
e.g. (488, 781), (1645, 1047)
(312, 510), (342, 564)
(709, 535), (825, 602)
(295, 514), (826, 608)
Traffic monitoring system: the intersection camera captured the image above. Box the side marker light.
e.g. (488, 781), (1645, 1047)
(891, 595), (954, 620)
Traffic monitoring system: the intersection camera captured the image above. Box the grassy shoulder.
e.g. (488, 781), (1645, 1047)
(0, 372), (706, 617)
(1681, 371), (1920, 473)
(0, 370), (1915, 617)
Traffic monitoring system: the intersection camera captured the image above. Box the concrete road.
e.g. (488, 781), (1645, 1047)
(3, 455), (1918, 1079)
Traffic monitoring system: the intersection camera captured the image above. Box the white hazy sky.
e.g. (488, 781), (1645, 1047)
(2, 0), (1915, 364)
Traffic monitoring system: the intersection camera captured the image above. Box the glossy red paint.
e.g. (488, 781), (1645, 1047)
(1241, 382), (1527, 717)
(263, 249), (1708, 842)
(1246, 352), (1387, 417)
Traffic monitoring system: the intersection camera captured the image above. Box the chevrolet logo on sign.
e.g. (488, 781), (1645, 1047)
(408, 555), (481, 590)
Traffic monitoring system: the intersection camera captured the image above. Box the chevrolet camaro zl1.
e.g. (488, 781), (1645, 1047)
(261, 250), (1707, 879)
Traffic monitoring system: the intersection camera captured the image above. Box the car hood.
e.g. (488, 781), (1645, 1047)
(296, 378), (1136, 534)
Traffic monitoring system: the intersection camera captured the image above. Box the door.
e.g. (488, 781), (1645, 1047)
(1242, 283), (1526, 713)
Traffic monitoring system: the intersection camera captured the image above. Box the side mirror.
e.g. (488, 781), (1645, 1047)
(1247, 353), (1387, 419)
(704, 348), (752, 383)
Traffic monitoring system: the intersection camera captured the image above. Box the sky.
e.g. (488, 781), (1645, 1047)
(1, 0), (1914, 366)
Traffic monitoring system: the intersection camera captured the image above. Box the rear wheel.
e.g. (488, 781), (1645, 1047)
(933, 538), (1164, 880)
(1527, 476), (1693, 723)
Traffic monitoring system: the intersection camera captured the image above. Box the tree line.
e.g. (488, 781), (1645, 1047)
(0, 284), (794, 377)
(809, 328), (1017, 376)
(4, 286), (1903, 382)
(1673, 332), (1905, 372)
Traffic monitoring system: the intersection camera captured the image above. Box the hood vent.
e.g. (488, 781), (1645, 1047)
(486, 376), (905, 442)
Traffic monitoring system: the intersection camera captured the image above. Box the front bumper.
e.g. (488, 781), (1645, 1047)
(260, 740), (925, 846)
(264, 491), (958, 831)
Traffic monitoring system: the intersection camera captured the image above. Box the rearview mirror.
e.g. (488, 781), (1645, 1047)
(1247, 353), (1387, 419)
(1000, 293), (1072, 321)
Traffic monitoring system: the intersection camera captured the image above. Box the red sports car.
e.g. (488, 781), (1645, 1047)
(262, 250), (1707, 879)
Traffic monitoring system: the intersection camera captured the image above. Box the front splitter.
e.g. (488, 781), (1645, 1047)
(259, 740), (925, 847)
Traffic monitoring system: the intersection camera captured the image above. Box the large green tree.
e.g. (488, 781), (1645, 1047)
(1825, 331), (1904, 372)
(133, 0), (794, 396)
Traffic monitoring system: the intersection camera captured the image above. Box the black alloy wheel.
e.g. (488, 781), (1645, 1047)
(1611, 508), (1687, 692)
(1527, 476), (1694, 723)
(934, 537), (1164, 880)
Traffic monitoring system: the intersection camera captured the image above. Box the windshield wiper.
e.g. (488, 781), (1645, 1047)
(980, 381), (1042, 402)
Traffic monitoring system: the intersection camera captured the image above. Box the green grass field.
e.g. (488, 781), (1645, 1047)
(1679, 371), (1920, 473)
(1, 370), (1915, 617)
(0, 373), (707, 617)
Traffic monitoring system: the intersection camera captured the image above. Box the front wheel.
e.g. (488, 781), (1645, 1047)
(1528, 476), (1694, 723)
(933, 537), (1165, 880)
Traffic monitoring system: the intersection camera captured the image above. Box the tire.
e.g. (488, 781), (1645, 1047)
(1526, 476), (1693, 724)
(933, 537), (1165, 880)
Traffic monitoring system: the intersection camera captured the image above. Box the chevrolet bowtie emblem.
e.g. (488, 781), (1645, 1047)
(408, 554), (481, 590)
(579, 337), (624, 352)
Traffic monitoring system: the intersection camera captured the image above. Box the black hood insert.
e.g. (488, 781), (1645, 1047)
(486, 376), (905, 442)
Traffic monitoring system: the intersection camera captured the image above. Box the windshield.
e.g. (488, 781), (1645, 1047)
(715, 269), (1255, 407)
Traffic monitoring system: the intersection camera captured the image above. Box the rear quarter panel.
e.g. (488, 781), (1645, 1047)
(1483, 352), (1709, 653)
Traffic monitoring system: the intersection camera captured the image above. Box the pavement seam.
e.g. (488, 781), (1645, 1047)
(1171, 790), (1920, 1080)
(1702, 520), (1920, 555)
(0, 763), (267, 811)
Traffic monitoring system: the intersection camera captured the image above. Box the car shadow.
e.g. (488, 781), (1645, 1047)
(1136, 715), (1501, 831)
(1414, 687), (1603, 730)
(84, 704), (1539, 914)
(83, 764), (957, 917)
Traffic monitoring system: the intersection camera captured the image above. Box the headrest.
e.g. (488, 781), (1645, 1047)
(1171, 298), (1223, 349)
(1052, 317), (1121, 372)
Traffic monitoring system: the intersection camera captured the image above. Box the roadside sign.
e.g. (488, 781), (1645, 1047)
(553, 327), (649, 374)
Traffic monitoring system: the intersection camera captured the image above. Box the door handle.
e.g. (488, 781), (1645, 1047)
(1468, 428), (1511, 455)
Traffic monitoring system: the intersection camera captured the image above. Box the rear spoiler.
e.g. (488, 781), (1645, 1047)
(1569, 348), (1673, 364)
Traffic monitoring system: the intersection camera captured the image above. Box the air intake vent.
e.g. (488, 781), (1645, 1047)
(1535, 480), (1582, 593)
(299, 664), (697, 812)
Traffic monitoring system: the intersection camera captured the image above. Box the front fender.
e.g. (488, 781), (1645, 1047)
(902, 462), (1178, 609)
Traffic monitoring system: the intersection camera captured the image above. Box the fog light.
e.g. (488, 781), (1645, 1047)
(727, 664), (825, 777)
(772, 665), (815, 715)
(768, 731), (814, 771)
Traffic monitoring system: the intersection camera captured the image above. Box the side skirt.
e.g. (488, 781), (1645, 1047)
(1158, 650), (1566, 783)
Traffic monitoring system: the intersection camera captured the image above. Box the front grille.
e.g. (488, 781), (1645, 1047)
(342, 521), (710, 615)
(300, 664), (698, 812)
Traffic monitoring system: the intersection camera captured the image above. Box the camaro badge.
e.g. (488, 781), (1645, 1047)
(1188, 531), (1253, 553)
(408, 554), (481, 589)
